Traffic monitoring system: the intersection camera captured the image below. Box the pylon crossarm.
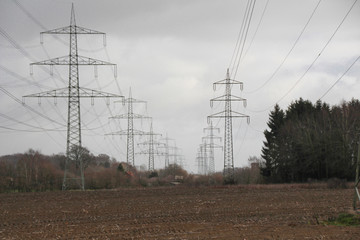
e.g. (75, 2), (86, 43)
(211, 94), (246, 101)
(136, 150), (165, 155)
(109, 114), (128, 119)
(130, 114), (151, 119)
(213, 78), (243, 85)
(208, 111), (226, 118)
(203, 143), (223, 149)
(23, 87), (122, 105)
(41, 26), (104, 35)
(74, 26), (105, 35)
(110, 113), (150, 120)
(77, 56), (115, 65)
(208, 111), (250, 124)
(138, 140), (163, 146)
(105, 130), (127, 136)
(124, 98), (147, 104)
(202, 136), (222, 141)
(31, 56), (115, 66)
(78, 87), (123, 98)
(41, 26), (72, 35)
(213, 79), (243, 91)
(105, 129), (146, 136)
(23, 87), (68, 98)
(210, 95), (247, 108)
(31, 56), (70, 65)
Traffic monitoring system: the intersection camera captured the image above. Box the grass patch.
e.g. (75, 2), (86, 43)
(326, 213), (360, 226)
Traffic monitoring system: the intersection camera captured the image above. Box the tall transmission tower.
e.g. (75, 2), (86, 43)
(196, 148), (203, 174)
(107, 88), (150, 166)
(138, 122), (163, 171)
(202, 121), (222, 174)
(208, 69), (249, 182)
(171, 143), (184, 167)
(159, 133), (175, 168)
(23, 4), (123, 190)
(198, 143), (208, 175)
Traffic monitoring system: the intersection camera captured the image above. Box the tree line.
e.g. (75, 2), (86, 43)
(261, 98), (360, 183)
(0, 148), (265, 192)
(0, 149), (197, 192)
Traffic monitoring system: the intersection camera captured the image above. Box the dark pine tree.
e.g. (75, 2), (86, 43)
(261, 104), (285, 182)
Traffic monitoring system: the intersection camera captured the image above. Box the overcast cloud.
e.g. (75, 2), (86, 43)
(1, 0), (359, 173)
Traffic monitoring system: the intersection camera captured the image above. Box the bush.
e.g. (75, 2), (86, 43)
(327, 178), (347, 189)
(148, 171), (158, 178)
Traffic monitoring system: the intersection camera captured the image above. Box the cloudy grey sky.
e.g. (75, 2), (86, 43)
(1, 0), (359, 173)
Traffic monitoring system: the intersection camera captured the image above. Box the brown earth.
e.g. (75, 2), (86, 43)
(0, 185), (359, 239)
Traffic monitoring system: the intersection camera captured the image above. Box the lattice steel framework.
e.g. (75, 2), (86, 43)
(202, 121), (222, 174)
(107, 88), (150, 166)
(138, 122), (163, 171)
(159, 133), (175, 168)
(23, 4), (123, 190)
(197, 144), (208, 175)
(208, 69), (249, 181)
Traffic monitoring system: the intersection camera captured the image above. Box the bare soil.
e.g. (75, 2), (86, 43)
(0, 185), (359, 239)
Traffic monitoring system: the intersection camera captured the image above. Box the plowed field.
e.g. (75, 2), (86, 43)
(0, 185), (359, 239)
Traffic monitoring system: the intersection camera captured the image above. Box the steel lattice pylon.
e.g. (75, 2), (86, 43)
(208, 69), (249, 181)
(158, 133), (176, 168)
(23, 4), (123, 190)
(138, 122), (163, 171)
(202, 121), (222, 174)
(107, 88), (150, 167)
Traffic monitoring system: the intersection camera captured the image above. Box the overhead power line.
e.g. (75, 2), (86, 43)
(242, 0), (269, 61)
(0, 86), (66, 126)
(229, 0), (256, 79)
(246, 0), (323, 94)
(250, 0), (358, 113)
(13, 0), (105, 53)
(0, 112), (65, 132)
(319, 56), (360, 100)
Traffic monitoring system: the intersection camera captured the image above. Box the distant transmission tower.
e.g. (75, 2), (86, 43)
(23, 4), (123, 190)
(202, 121), (222, 174)
(198, 143), (208, 175)
(107, 88), (150, 166)
(138, 122), (163, 171)
(208, 69), (249, 181)
(159, 133), (175, 168)
(196, 148), (203, 174)
(171, 143), (184, 167)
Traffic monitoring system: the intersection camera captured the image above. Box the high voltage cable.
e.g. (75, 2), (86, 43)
(0, 112), (65, 132)
(13, 0), (104, 53)
(233, 0), (256, 79)
(0, 26), (59, 78)
(0, 126), (62, 133)
(249, 0), (358, 113)
(0, 26), (69, 124)
(228, 0), (251, 71)
(0, 86), (65, 126)
(229, 0), (256, 79)
(0, 26), (36, 62)
(242, 0), (269, 61)
(246, 0), (323, 94)
(319, 56), (359, 100)
(0, 88), (67, 149)
(0, 64), (52, 89)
